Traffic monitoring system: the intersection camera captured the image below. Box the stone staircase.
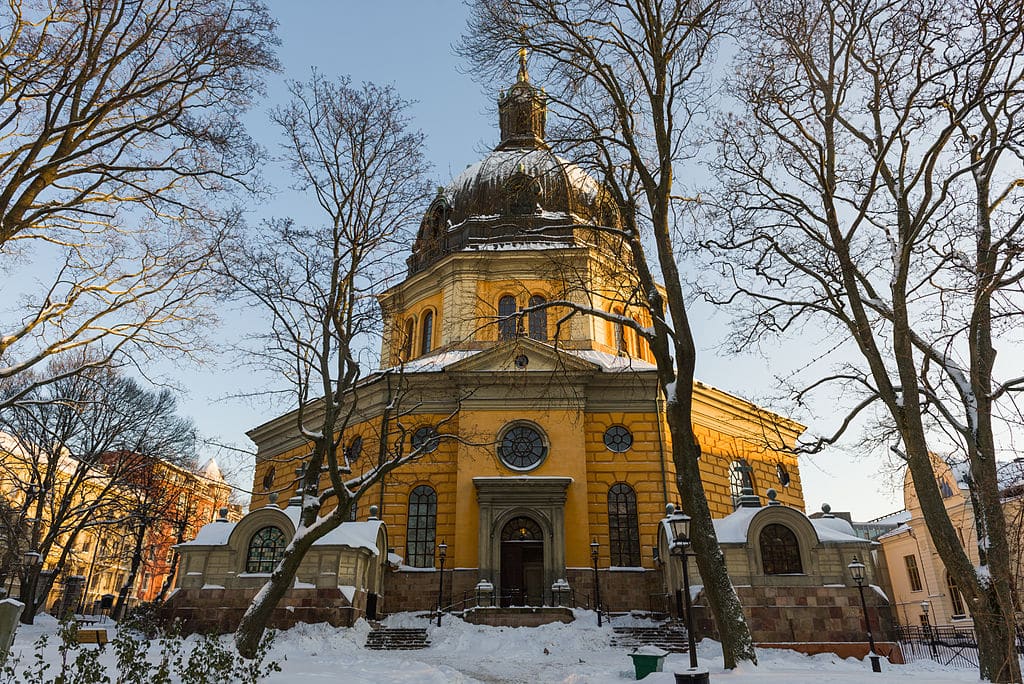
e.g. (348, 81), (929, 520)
(364, 627), (431, 651)
(611, 623), (691, 653)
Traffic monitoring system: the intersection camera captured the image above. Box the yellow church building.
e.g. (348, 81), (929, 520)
(245, 62), (812, 618)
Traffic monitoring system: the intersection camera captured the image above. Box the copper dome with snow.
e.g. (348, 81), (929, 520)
(408, 55), (620, 275)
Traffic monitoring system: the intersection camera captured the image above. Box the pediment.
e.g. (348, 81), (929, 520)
(444, 338), (598, 374)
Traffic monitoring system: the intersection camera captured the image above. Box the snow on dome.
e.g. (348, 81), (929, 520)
(180, 519), (236, 547)
(810, 515), (864, 542)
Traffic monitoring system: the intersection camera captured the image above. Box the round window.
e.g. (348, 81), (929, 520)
(411, 426), (439, 453)
(345, 436), (363, 463)
(498, 424), (547, 470)
(603, 425), (633, 453)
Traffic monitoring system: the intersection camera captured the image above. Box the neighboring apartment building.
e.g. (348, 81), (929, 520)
(0, 432), (231, 613)
(878, 456), (1024, 627)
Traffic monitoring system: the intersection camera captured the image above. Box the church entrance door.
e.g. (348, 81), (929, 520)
(499, 516), (544, 606)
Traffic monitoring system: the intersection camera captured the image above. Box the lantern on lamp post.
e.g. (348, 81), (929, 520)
(667, 504), (705, 682)
(848, 556), (881, 673)
(590, 539), (602, 626)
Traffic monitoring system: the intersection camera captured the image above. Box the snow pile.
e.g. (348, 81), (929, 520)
(7, 610), (996, 683)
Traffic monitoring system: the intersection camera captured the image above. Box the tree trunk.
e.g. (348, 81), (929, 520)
(113, 523), (147, 620)
(666, 399), (756, 669)
(235, 500), (350, 659)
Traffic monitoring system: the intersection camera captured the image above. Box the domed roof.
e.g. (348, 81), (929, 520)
(408, 53), (620, 275)
(443, 147), (617, 228)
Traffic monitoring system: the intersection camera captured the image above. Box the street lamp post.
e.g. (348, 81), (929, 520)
(921, 600), (938, 658)
(436, 540), (447, 627)
(848, 556), (881, 673)
(590, 539), (602, 627)
(667, 505), (707, 683)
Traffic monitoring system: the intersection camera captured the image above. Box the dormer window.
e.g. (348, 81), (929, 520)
(505, 170), (542, 215)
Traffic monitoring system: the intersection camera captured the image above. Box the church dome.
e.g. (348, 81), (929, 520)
(408, 52), (620, 275)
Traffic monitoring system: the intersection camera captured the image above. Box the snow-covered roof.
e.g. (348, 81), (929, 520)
(876, 523), (912, 541)
(180, 505), (385, 556)
(661, 505), (870, 546)
(201, 458), (225, 482)
(863, 509), (910, 526)
(381, 347), (656, 375)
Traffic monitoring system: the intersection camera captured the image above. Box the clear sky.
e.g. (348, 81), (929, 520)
(164, 0), (909, 520)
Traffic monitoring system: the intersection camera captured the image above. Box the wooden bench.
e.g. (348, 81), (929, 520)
(76, 629), (108, 649)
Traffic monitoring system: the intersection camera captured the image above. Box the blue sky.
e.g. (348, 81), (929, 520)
(166, 0), (906, 519)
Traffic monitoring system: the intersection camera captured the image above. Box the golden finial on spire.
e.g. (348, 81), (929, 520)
(517, 46), (529, 82)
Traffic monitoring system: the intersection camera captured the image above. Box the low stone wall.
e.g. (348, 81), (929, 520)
(162, 586), (367, 634)
(693, 585), (896, 644)
(757, 641), (905, 664)
(565, 567), (665, 613)
(463, 606), (574, 627)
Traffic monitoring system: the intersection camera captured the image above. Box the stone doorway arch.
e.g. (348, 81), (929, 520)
(474, 476), (571, 605)
(500, 516), (544, 605)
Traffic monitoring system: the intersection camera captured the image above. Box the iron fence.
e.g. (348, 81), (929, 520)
(894, 624), (1024, 670)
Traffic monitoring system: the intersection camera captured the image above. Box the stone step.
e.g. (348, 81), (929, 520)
(364, 627), (431, 651)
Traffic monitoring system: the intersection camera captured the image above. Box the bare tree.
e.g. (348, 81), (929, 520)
(705, 0), (1024, 679)
(460, 0), (759, 667)
(0, 356), (197, 624)
(0, 0), (278, 405)
(228, 73), (437, 658)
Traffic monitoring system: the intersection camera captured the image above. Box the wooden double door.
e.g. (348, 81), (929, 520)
(499, 516), (544, 606)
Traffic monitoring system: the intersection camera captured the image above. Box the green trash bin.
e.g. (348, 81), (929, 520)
(629, 646), (669, 680)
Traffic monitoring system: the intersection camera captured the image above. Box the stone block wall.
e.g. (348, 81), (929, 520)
(565, 567), (664, 613)
(162, 586), (365, 635)
(385, 568), (479, 613)
(692, 585), (896, 644)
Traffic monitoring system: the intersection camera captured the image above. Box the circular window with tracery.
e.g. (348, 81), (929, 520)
(604, 425), (633, 453)
(411, 426), (440, 453)
(498, 423), (548, 470)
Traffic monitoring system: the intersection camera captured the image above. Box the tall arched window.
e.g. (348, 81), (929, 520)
(528, 295), (547, 341)
(730, 459), (756, 509)
(498, 295), (519, 340)
(401, 317), (415, 361)
(759, 524), (803, 574)
(246, 526), (286, 573)
(608, 483), (641, 567)
(420, 310), (434, 355)
(406, 485), (437, 568)
(947, 572), (967, 618)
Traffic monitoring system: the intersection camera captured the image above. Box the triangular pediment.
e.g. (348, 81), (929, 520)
(444, 338), (599, 374)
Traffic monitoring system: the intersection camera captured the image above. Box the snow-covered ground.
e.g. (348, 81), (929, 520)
(9, 611), (989, 683)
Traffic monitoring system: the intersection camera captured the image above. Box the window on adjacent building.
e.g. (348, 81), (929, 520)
(947, 573), (967, 618)
(245, 526), (286, 574)
(498, 295), (518, 340)
(406, 485), (437, 568)
(759, 524), (803, 575)
(938, 477), (954, 498)
(421, 310), (434, 355)
(608, 483), (641, 567)
(904, 554), (923, 592)
(528, 295), (547, 341)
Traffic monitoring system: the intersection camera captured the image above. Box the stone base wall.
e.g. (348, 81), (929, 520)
(162, 586), (366, 634)
(693, 585), (896, 644)
(565, 568), (665, 614)
(758, 641), (905, 664)
(463, 606), (574, 627)
(385, 567), (664, 615)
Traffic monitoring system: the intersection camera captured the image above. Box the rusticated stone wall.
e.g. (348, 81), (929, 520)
(162, 586), (366, 634)
(692, 585), (896, 644)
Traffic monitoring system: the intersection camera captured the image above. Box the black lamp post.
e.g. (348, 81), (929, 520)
(436, 539), (447, 627)
(668, 505), (707, 683)
(848, 556), (881, 673)
(921, 600), (938, 658)
(590, 539), (602, 627)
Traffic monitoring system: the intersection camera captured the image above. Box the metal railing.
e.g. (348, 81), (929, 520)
(440, 588), (588, 615)
(894, 624), (1024, 670)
